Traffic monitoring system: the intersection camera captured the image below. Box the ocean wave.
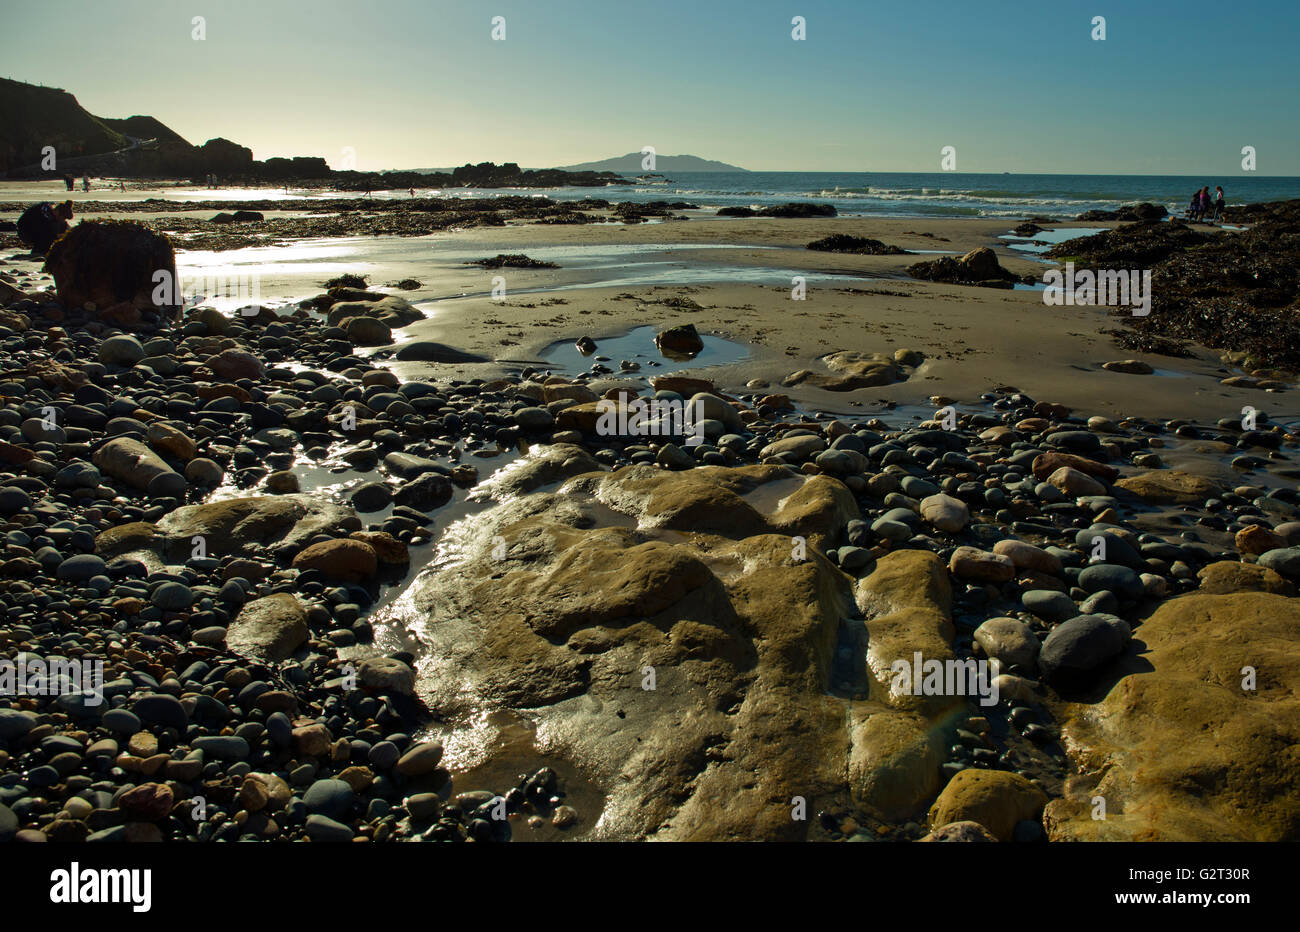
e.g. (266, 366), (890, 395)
(528, 177), (1221, 220)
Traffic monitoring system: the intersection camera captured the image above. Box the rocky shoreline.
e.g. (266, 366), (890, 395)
(0, 206), (1298, 843)
(0, 196), (708, 254)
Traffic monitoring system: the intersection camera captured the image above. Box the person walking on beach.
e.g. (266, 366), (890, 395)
(1212, 185), (1225, 221)
(16, 200), (73, 255)
(1187, 189), (1202, 221)
(63, 175), (74, 192)
(82, 175), (90, 192)
(1198, 186), (1211, 220)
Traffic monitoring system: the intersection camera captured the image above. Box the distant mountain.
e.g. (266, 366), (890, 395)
(558, 152), (748, 173)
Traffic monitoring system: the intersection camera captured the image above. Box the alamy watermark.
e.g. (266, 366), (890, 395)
(152, 270), (263, 308)
(50, 862), (151, 912)
(889, 652), (1000, 707)
(595, 397), (708, 447)
(1042, 262), (1151, 316)
(0, 654), (104, 706)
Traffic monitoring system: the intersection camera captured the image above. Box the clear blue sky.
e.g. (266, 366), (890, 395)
(6, 0), (1298, 173)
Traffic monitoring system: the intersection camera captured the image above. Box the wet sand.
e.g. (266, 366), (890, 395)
(364, 218), (1292, 423)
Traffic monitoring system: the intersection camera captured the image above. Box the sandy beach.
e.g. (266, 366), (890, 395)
(6, 186), (1280, 422)
(375, 216), (1276, 421)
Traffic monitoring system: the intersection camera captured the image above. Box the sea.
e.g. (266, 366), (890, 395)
(535, 171), (1300, 219)
(292, 171), (1300, 218)
(11, 172), (1298, 221)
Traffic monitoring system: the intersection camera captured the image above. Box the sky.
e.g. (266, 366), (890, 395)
(6, 0), (1299, 174)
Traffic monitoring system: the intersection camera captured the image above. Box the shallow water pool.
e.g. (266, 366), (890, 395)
(539, 325), (751, 375)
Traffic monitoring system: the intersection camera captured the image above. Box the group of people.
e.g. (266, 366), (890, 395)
(61, 174), (91, 192)
(1187, 185), (1225, 222)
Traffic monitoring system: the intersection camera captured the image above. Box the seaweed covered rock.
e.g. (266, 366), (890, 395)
(1047, 200), (1300, 371)
(806, 234), (907, 255)
(1047, 220), (1215, 269)
(718, 202), (836, 218)
(43, 219), (180, 330)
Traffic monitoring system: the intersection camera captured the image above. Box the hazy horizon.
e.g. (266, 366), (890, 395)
(7, 0), (1299, 175)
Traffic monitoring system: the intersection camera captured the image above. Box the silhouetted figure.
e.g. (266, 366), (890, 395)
(17, 200), (73, 255)
(82, 175), (90, 192)
(1211, 185), (1225, 221)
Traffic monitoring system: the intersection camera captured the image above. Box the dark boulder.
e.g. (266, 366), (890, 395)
(1038, 614), (1130, 685)
(44, 219), (180, 329)
(1075, 202), (1168, 222)
(907, 247), (1017, 286)
(655, 324), (704, 357)
(393, 341), (487, 363)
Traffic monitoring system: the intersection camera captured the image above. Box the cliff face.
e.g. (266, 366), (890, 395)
(0, 78), (256, 179)
(0, 78), (129, 173)
(1, 78), (625, 187)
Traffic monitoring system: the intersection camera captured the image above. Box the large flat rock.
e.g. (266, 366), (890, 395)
(1045, 591), (1300, 841)
(227, 593), (310, 661)
(155, 494), (361, 560)
(385, 461), (970, 838)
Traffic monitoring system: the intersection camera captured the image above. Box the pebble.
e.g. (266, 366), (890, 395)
(396, 742), (444, 776)
(304, 813), (355, 842)
(303, 778), (356, 817)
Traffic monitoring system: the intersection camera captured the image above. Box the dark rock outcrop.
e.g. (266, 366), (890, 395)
(469, 254), (558, 269)
(718, 202), (837, 218)
(1075, 202), (1168, 222)
(907, 247), (1019, 287)
(807, 234), (908, 255)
